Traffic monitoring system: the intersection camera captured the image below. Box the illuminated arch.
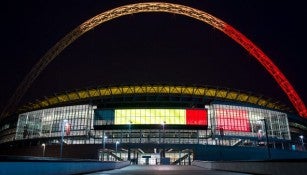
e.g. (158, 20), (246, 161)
(1, 2), (306, 118)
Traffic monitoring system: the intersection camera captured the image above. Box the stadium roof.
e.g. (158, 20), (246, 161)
(18, 85), (291, 113)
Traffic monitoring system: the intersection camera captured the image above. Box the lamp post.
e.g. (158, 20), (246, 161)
(260, 119), (271, 160)
(116, 141), (120, 161)
(102, 134), (107, 161)
(60, 119), (68, 158)
(299, 135), (304, 151)
(162, 121), (165, 143)
(103, 135), (107, 150)
(129, 121), (132, 143)
(42, 143), (46, 157)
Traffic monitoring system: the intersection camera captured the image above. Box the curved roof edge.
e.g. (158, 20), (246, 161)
(17, 85), (291, 113)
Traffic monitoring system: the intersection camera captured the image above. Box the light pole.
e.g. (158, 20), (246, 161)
(260, 119), (271, 160)
(129, 121), (132, 143)
(299, 135), (304, 151)
(162, 121), (165, 143)
(103, 135), (107, 150)
(116, 141), (120, 161)
(102, 134), (107, 161)
(60, 119), (68, 158)
(42, 143), (46, 157)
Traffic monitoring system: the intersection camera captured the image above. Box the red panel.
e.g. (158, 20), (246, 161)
(216, 108), (250, 132)
(186, 109), (208, 126)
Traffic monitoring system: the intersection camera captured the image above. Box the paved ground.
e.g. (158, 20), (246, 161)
(85, 165), (252, 175)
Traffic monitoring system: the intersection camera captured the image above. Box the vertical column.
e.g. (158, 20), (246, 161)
(40, 110), (44, 139)
(120, 129), (123, 143)
(197, 129), (199, 144)
(139, 129), (141, 143)
(179, 130), (181, 144)
(159, 129), (161, 143)
(128, 148), (131, 161)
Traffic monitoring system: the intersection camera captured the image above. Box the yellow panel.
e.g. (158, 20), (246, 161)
(205, 89), (216, 97)
(99, 89), (110, 96)
(89, 89), (99, 97)
(130, 109), (136, 117)
(147, 86), (155, 93)
(146, 116), (152, 124)
(134, 115), (142, 124)
(110, 87), (121, 95)
(160, 86), (169, 93)
(152, 86), (159, 93)
(155, 109), (162, 117)
(258, 99), (268, 106)
(39, 100), (49, 107)
(169, 86), (181, 94)
(57, 94), (68, 102)
(145, 109), (151, 118)
(48, 97), (59, 105)
(78, 91), (89, 99)
(141, 86), (150, 93)
(154, 86), (161, 93)
(67, 93), (79, 100)
(114, 109), (185, 125)
(134, 86), (144, 93)
(32, 104), (40, 109)
(125, 87), (134, 94)
(121, 87), (129, 94)
(226, 92), (238, 100)
(114, 110), (119, 124)
(266, 102), (275, 109)
(164, 116), (170, 124)
(194, 88), (205, 96)
(237, 93), (249, 101)
(247, 96), (259, 104)
(182, 87), (193, 94)
(216, 90), (227, 98)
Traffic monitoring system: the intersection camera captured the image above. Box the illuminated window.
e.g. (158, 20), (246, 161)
(186, 109), (208, 126)
(216, 108), (251, 132)
(112, 109), (208, 126)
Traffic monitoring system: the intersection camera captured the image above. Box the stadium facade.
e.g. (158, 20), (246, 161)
(0, 85), (306, 164)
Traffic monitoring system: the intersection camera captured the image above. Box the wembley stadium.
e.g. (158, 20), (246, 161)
(0, 85), (307, 165)
(1, 2), (307, 165)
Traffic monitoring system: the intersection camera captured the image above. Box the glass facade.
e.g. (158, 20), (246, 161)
(15, 103), (291, 146)
(16, 105), (94, 141)
(210, 104), (290, 140)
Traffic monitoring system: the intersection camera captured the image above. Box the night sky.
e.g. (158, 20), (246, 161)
(1, 0), (307, 112)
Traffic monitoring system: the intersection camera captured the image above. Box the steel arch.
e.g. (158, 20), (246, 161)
(1, 2), (306, 118)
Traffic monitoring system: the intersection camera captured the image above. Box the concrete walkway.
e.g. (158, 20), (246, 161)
(86, 165), (252, 175)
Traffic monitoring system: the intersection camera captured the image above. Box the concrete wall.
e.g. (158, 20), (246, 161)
(192, 160), (307, 175)
(2, 143), (307, 161)
(0, 156), (130, 175)
(0, 144), (101, 159)
(194, 145), (307, 161)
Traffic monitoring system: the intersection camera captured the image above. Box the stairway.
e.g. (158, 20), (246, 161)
(108, 151), (123, 161)
(171, 153), (189, 165)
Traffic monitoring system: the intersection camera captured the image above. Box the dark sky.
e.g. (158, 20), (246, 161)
(1, 0), (307, 112)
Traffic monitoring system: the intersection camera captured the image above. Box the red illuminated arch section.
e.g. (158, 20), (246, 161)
(223, 24), (307, 117)
(1, 2), (306, 119)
